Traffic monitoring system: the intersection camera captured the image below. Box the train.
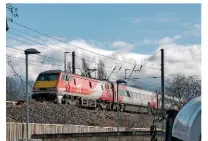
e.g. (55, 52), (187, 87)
(31, 70), (177, 114)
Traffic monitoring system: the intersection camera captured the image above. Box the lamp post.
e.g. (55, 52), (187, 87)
(24, 48), (40, 139)
(116, 79), (127, 132)
(64, 52), (70, 72)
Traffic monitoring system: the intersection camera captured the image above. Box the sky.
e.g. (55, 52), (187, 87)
(7, 4), (201, 54)
(6, 4), (201, 90)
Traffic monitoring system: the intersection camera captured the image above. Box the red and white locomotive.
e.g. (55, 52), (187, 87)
(32, 70), (159, 114)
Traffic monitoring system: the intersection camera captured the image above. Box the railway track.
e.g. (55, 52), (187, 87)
(7, 102), (158, 128)
(6, 100), (164, 117)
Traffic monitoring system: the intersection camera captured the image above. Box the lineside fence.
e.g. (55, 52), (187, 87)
(6, 122), (153, 141)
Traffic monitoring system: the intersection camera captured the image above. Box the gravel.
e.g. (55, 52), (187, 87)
(6, 102), (155, 128)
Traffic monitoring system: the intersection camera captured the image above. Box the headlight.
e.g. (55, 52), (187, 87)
(49, 87), (57, 91)
(57, 88), (66, 91)
(33, 88), (39, 91)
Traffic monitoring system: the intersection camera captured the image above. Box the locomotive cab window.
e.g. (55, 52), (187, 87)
(66, 75), (72, 81)
(61, 74), (66, 81)
(37, 73), (59, 81)
(101, 84), (103, 90)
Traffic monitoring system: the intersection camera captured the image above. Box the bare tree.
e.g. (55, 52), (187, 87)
(6, 75), (35, 101)
(67, 62), (71, 73)
(163, 74), (201, 110)
(6, 77), (28, 101)
(97, 60), (107, 80)
(81, 57), (91, 78)
(6, 4), (19, 22)
(6, 77), (19, 101)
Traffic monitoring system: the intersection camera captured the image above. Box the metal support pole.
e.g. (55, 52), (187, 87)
(125, 70), (127, 79)
(161, 49), (164, 111)
(157, 92), (159, 109)
(72, 51), (75, 74)
(116, 83), (119, 132)
(161, 49), (165, 141)
(125, 69), (130, 80)
(107, 67), (116, 80)
(25, 54), (29, 139)
(64, 53), (66, 72)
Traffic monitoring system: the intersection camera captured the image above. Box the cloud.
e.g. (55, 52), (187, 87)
(123, 13), (179, 24)
(142, 39), (155, 45)
(154, 17), (178, 23)
(112, 41), (134, 49)
(158, 35), (182, 45)
(137, 23), (200, 47)
(111, 41), (134, 57)
(6, 36), (201, 90)
(181, 23), (201, 37)
(133, 18), (142, 24)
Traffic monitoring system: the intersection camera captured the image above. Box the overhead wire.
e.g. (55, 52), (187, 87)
(8, 20), (160, 71)
(6, 45), (64, 63)
(7, 31), (66, 54)
(7, 20), (167, 90)
(7, 28), (117, 70)
(9, 26), (75, 53)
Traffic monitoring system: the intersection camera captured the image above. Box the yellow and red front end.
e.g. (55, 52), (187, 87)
(32, 72), (62, 101)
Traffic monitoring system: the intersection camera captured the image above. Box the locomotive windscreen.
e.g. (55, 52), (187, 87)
(37, 73), (59, 81)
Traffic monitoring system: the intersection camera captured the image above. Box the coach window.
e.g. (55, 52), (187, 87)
(143, 94), (145, 99)
(137, 93), (141, 99)
(89, 81), (92, 88)
(126, 90), (131, 97)
(132, 93), (135, 98)
(143, 95), (146, 100)
(101, 84), (103, 90)
(145, 95), (148, 100)
(148, 95), (151, 101)
(139, 94), (142, 99)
